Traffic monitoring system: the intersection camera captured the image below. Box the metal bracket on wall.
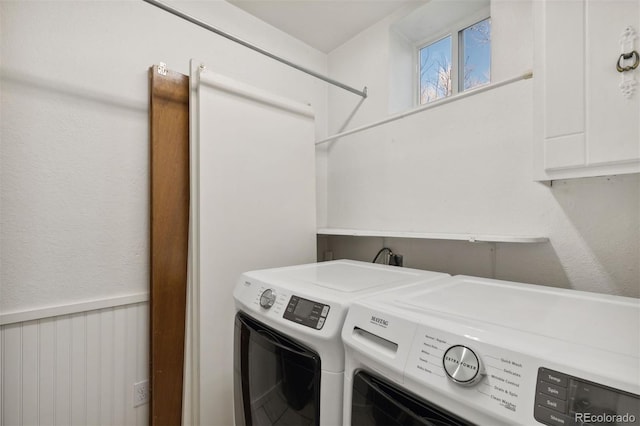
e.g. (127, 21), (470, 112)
(158, 62), (168, 76)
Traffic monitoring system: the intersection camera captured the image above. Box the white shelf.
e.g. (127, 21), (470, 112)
(317, 228), (549, 244)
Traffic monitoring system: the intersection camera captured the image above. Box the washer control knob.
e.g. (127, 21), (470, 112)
(259, 289), (276, 309)
(443, 345), (484, 386)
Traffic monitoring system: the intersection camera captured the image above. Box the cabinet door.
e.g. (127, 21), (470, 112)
(587, 0), (640, 166)
(534, 0), (640, 181)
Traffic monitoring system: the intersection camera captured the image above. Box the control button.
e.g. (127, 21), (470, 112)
(539, 381), (567, 400)
(443, 345), (484, 386)
(259, 289), (277, 309)
(536, 392), (568, 414)
(321, 306), (329, 317)
(540, 369), (569, 388)
(534, 405), (579, 426)
(316, 317), (325, 329)
(573, 398), (591, 411)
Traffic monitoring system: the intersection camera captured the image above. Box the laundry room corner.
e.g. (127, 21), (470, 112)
(319, 0), (640, 298)
(2, 0), (639, 425)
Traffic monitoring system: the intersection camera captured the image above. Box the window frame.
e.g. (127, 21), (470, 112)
(415, 7), (491, 106)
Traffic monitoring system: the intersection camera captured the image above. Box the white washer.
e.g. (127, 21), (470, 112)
(232, 259), (450, 426)
(342, 275), (640, 425)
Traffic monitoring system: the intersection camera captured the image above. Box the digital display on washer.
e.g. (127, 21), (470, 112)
(534, 367), (639, 426)
(283, 295), (329, 330)
(294, 298), (315, 318)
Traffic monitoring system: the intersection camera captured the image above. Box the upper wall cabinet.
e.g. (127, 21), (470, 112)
(533, 0), (640, 181)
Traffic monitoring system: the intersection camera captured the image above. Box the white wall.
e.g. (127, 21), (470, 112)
(1, 1), (329, 424)
(323, 0), (640, 298)
(1, 0), (328, 315)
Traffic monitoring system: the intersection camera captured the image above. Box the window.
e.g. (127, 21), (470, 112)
(418, 17), (491, 105)
(461, 18), (491, 91)
(419, 36), (452, 103)
(388, 0), (491, 113)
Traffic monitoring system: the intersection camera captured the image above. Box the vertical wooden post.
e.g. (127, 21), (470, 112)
(149, 65), (189, 426)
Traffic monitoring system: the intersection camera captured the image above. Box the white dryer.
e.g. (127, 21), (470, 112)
(342, 275), (640, 425)
(232, 260), (450, 426)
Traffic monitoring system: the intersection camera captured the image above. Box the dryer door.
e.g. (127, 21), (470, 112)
(351, 371), (474, 426)
(234, 312), (321, 426)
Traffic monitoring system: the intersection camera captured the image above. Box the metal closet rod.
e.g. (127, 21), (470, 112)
(142, 0), (368, 98)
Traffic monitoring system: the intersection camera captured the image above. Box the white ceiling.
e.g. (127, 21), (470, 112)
(227, 0), (425, 53)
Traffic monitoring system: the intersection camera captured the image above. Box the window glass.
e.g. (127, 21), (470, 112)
(419, 36), (452, 104)
(461, 18), (491, 91)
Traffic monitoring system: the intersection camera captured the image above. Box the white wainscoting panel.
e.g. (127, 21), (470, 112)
(1, 302), (149, 426)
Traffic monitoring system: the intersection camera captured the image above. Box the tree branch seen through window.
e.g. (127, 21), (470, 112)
(418, 17), (491, 105)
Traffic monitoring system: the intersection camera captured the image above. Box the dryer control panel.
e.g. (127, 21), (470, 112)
(534, 367), (639, 426)
(283, 295), (330, 330)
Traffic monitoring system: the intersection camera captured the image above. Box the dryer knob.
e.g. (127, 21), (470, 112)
(443, 345), (484, 386)
(259, 289), (277, 309)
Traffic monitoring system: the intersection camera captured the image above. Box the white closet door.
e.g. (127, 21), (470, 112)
(186, 62), (317, 426)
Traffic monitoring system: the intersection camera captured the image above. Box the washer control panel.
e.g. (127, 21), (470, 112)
(534, 367), (639, 426)
(406, 324), (528, 421)
(283, 295), (329, 330)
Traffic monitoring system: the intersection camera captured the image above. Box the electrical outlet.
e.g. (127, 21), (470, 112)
(133, 380), (149, 407)
(390, 254), (404, 267)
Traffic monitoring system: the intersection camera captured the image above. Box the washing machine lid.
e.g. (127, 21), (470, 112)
(243, 259), (445, 295)
(392, 275), (640, 357)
